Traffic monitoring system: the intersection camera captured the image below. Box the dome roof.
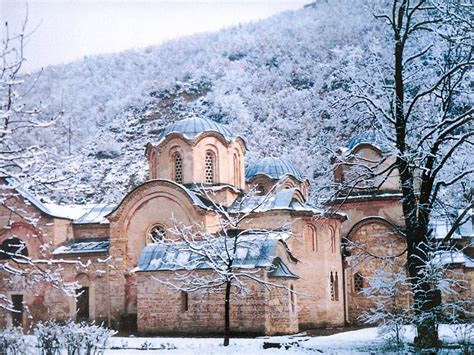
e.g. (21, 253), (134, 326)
(245, 157), (305, 182)
(347, 130), (392, 153)
(157, 116), (234, 143)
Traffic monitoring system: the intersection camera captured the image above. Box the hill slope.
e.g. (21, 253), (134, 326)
(23, 1), (388, 203)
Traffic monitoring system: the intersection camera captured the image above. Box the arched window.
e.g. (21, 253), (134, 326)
(173, 153), (183, 184)
(330, 271), (339, 301)
(147, 225), (166, 244)
(205, 151), (216, 184)
(0, 237), (28, 260)
(303, 224), (317, 252)
(181, 291), (189, 312)
(256, 184), (265, 196)
(354, 273), (364, 293)
(290, 284), (295, 313)
(329, 226), (336, 254)
(233, 154), (240, 188)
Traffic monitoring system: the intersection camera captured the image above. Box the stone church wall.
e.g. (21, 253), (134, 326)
(136, 270), (297, 335)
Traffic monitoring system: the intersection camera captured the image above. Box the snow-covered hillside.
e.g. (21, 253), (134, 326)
(21, 1), (391, 203)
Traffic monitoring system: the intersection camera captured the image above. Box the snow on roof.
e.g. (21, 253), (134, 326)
(73, 203), (116, 224)
(346, 130), (393, 154)
(136, 231), (296, 274)
(230, 188), (321, 214)
(43, 203), (90, 220)
(457, 208), (473, 237)
(435, 250), (473, 268)
(431, 209), (473, 239)
(432, 219), (462, 240)
(245, 157), (305, 182)
(53, 239), (109, 255)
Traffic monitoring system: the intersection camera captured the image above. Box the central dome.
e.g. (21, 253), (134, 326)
(157, 116), (234, 143)
(245, 157), (304, 182)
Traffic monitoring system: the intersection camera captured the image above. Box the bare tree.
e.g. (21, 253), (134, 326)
(0, 15), (83, 312)
(150, 187), (297, 346)
(332, 0), (473, 348)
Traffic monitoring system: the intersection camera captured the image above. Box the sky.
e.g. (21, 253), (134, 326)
(2, 0), (311, 72)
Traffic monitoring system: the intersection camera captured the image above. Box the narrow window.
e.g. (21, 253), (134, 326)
(173, 153), (183, 184)
(354, 273), (364, 293)
(304, 225), (317, 252)
(334, 272), (339, 301)
(330, 272), (337, 301)
(256, 184), (265, 196)
(329, 227), (336, 254)
(205, 151), (215, 184)
(11, 295), (23, 327)
(233, 154), (240, 188)
(147, 225), (166, 244)
(290, 285), (295, 313)
(181, 291), (189, 312)
(76, 287), (90, 320)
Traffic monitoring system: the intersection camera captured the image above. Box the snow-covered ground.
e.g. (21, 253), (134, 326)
(103, 325), (472, 354)
(14, 325), (472, 354)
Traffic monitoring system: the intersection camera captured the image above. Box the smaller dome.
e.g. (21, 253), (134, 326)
(157, 115), (234, 143)
(245, 157), (305, 182)
(347, 130), (392, 153)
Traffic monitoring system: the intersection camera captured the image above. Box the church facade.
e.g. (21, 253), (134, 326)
(0, 117), (472, 334)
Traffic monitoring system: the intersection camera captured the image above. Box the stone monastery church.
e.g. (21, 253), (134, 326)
(0, 116), (472, 335)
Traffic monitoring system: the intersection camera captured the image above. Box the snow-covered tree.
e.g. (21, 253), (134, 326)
(334, 1), (473, 347)
(360, 241), (472, 350)
(0, 16), (82, 312)
(152, 186), (296, 346)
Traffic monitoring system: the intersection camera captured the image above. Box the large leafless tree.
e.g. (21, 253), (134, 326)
(334, 0), (473, 348)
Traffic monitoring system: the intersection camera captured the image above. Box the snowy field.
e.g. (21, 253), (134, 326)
(102, 325), (472, 354)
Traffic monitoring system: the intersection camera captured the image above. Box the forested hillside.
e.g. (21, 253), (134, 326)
(18, 1), (464, 205)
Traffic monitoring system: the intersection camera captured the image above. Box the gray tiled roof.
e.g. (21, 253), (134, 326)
(74, 204), (116, 224)
(347, 130), (393, 153)
(230, 188), (319, 213)
(157, 116), (234, 143)
(137, 232), (296, 277)
(245, 157), (305, 182)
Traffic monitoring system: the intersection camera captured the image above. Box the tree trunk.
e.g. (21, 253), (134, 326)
(392, 2), (441, 347)
(223, 280), (231, 346)
(407, 228), (441, 349)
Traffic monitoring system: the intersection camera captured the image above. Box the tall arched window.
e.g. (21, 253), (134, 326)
(303, 225), (317, 252)
(330, 271), (339, 301)
(233, 154), (240, 188)
(290, 284), (295, 313)
(173, 153), (183, 184)
(147, 225), (166, 244)
(0, 237), (28, 260)
(205, 151), (216, 184)
(329, 226), (336, 254)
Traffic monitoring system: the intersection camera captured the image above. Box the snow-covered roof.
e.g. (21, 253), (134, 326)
(53, 239), (109, 255)
(457, 209), (473, 237)
(14, 186), (91, 220)
(435, 250), (474, 268)
(136, 232), (297, 276)
(230, 188), (319, 214)
(156, 115), (235, 144)
(432, 219), (462, 240)
(432, 209), (473, 239)
(73, 203), (116, 224)
(245, 157), (305, 182)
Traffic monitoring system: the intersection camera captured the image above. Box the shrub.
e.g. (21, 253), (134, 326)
(0, 326), (28, 355)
